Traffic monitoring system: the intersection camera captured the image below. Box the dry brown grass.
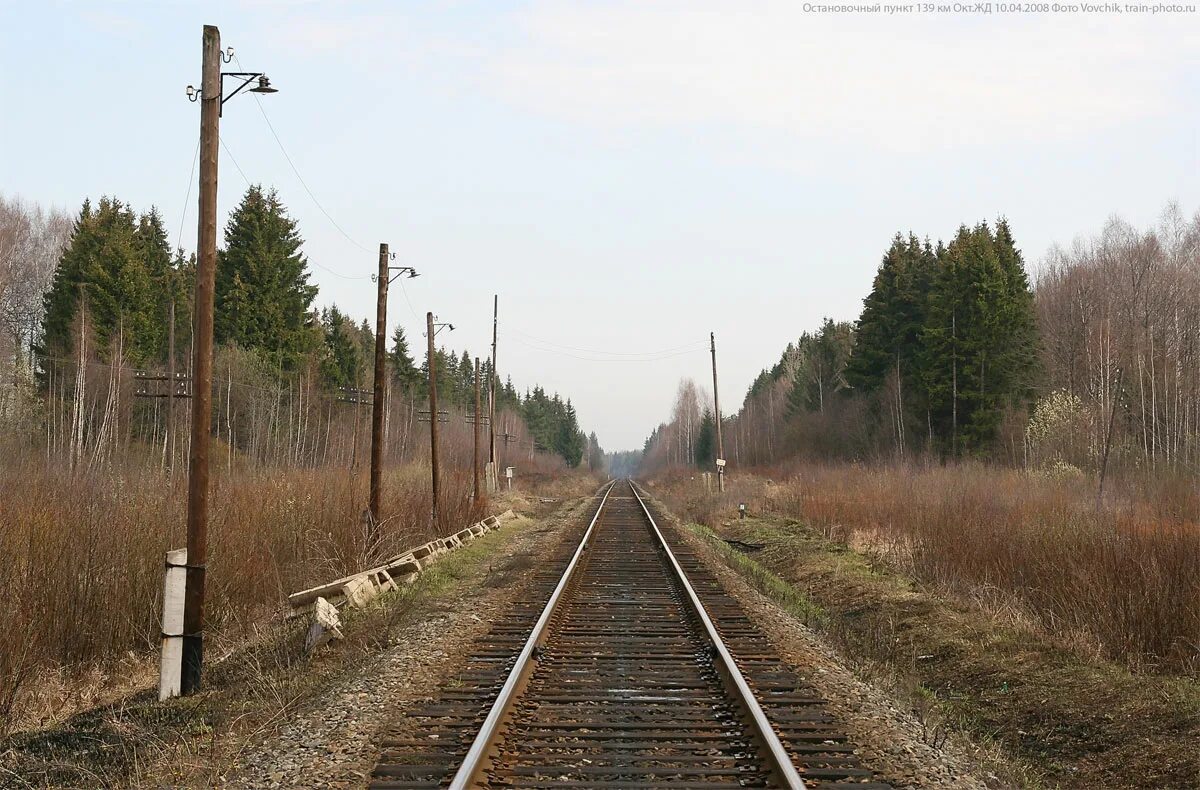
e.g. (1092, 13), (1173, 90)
(0, 458), (483, 734)
(650, 464), (1200, 674)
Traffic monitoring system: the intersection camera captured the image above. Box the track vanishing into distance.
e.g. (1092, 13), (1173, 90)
(370, 480), (888, 789)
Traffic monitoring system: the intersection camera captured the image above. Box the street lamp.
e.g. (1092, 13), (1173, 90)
(186, 46), (279, 116)
(370, 264), (420, 284)
(179, 25), (277, 696)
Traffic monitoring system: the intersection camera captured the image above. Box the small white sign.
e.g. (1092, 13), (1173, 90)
(505, 466), (515, 479)
(715, 458), (726, 468)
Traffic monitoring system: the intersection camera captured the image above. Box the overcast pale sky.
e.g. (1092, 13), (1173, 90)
(4, 1), (1200, 450)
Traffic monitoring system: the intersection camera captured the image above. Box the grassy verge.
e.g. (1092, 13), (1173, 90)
(699, 511), (1200, 788)
(0, 494), (582, 789)
(682, 522), (825, 627)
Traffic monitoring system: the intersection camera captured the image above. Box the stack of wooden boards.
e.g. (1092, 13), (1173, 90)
(288, 509), (516, 651)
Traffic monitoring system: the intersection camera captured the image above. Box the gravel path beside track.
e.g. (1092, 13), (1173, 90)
(213, 509), (580, 790)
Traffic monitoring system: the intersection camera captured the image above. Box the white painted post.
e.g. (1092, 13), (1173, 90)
(159, 548), (187, 701)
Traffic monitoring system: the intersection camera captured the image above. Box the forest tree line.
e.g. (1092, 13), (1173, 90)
(0, 186), (597, 472)
(642, 208), (1197, 478)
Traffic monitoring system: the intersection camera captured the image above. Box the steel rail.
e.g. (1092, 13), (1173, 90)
(448, 479), (618, 789)
(629, 480), (807, 790)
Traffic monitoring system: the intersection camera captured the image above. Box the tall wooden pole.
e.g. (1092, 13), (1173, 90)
(426, 311), (441, 528)
(711, 332), (726, 493)
(167, 297), (176, 478)
(473, 357), (483, 504)
(369, 243), (389, 543)
(489, 295), (498, 492)
(183, 23), (221, 694)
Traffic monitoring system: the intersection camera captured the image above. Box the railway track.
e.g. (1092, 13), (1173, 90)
(370, 480), (888, 789)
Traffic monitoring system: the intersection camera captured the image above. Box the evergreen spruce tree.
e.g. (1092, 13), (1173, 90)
(922, 225), (970, 454)
(41, 197), (174, 365)
(320, 306), (361, 389)
(42, 199), (97, 361)
(808, 319), (852, 412)
(215, 185), (317, 367)
(784, 333), (815, 417)
(390, 325), (423, 395)
(458, 350), (474, 406)
(921, 221), (1036, 454)
(587, 431), (605, 472)
(846, 237), (902, 392)
(785, 321), (853, 416)
(166, 247), (195, 363)
(992, 218), (1040, 402)
(128, 208), (175, 361)
(557, 399), (585, 467)
(432, 347), (456, 404)
(81, 199), (143, 358)
(845, 234), (937, 398)
(838, 221), (1037, 457)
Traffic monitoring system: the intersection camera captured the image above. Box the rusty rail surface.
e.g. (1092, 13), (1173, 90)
(369, 480), (889, 788)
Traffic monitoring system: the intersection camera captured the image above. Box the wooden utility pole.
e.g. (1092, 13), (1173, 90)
(473, 357), (484, 504)
(167, 297), (176, 477)
(488, 295), (498, 493)
(711, 332), (726, 493)
(426, 311), (441, 528)
(183, 23), (221, 694)
(369, 243), (389, 544)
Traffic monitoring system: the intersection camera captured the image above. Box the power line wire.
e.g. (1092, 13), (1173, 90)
(176, 134), (201, 252)
(219, 135), (252, 186)
(397, 276), (420, 321)
(218, 133), (368, 283)
(311, 261), (370, 281)
(510, 328), (707, 358)
(511, 337), (706, 363)
(236, 54), (372, 263)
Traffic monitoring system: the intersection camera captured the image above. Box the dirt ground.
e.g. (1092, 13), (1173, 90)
(698, 511), (1200, 788)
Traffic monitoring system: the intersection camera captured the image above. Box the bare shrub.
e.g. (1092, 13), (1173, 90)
(651, 464), (1200, 674)
(0, 458), (488, 734)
